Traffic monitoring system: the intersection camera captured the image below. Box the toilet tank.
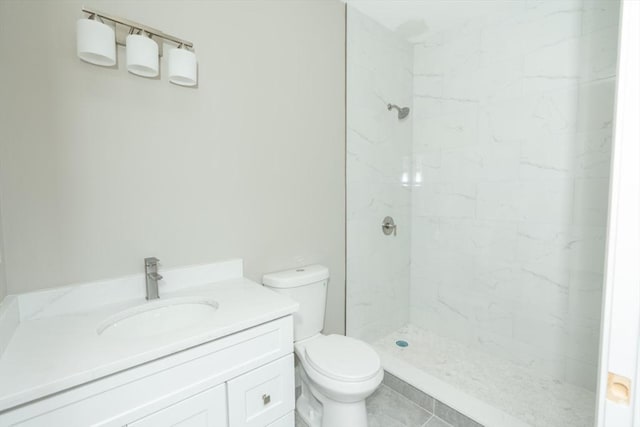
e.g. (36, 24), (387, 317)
(262, 265), (330, 341)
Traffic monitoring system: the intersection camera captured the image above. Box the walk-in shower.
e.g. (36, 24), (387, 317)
(346, 1), (621, 426)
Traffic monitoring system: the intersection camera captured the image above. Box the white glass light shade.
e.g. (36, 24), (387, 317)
(126, 34), (159, 77)
(76, 19), (116, 66)
(168, 48), (197, 86)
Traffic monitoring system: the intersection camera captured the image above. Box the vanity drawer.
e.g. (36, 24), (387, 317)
(128, 384), (227, 427)
(227, 354), (294, 427)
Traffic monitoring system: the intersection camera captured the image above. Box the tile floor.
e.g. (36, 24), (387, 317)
(294, 384), (457, 427)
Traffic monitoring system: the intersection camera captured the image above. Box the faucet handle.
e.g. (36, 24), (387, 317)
(144, 257), (160, 268)
(147, 272), (163, 281)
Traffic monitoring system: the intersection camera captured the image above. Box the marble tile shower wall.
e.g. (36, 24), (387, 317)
(346, 8), (413, 343)
(409, 0), (619, 390)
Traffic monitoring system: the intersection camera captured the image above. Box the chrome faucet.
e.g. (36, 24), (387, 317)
(144, 257), (163, 300)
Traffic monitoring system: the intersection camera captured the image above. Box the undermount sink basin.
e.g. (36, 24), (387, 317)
(97, 296), (219, 338)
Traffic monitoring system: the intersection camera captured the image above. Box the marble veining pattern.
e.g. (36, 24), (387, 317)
(374, 325), (595, 427)
(0, 260), (298, 412)
(409, 0), (618, 390)
(346, 8), (413, 343)
(346, 2), (617, 424)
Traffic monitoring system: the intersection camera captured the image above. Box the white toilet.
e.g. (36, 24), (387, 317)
(263, 265), (383, 427)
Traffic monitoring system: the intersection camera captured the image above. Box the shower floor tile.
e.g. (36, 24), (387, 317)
(372, 324), (596, 427)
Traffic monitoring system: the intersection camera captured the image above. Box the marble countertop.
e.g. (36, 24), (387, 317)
(0, 259), (298, 412)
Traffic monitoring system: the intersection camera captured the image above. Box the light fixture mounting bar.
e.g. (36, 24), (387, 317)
(81, 7), (193, 49)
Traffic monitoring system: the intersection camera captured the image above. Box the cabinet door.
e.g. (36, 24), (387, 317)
(128, 384), (227, 427)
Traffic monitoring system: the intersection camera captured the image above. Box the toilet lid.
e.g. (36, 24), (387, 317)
(304, 335), (381, 382)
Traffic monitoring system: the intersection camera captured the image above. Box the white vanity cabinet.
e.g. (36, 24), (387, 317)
(0, 316), (295, 427)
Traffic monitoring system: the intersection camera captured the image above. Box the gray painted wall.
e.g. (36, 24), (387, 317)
(0, 0), (346, 334)
(0, 201), (6, 302)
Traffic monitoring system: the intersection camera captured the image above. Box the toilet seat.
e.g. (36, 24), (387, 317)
(304, 334), (381, 383)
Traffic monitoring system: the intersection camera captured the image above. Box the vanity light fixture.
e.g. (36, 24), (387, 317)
(77, 7), (197, 86)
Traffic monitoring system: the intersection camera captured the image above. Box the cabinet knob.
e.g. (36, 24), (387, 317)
(262, 393), (271, 405)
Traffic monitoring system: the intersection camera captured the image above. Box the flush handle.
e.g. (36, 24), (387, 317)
(382, 216), (397, 236)
(262, 394), (271, 405)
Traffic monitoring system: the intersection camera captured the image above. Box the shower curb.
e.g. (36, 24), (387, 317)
(383, 371), (484, 427)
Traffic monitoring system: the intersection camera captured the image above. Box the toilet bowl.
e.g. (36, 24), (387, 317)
(262, 265), (383, 427)
(295, 334), (383, 427)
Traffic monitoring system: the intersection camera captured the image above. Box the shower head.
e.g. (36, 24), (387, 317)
(388, 103), (410, 120)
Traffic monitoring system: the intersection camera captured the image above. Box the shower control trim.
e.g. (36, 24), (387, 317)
(382, 216), (397, 236)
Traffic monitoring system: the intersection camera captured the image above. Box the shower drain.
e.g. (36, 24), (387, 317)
(395, 340), (409, 348)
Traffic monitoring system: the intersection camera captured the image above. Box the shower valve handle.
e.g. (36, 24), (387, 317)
(382, 216), (397, 236)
